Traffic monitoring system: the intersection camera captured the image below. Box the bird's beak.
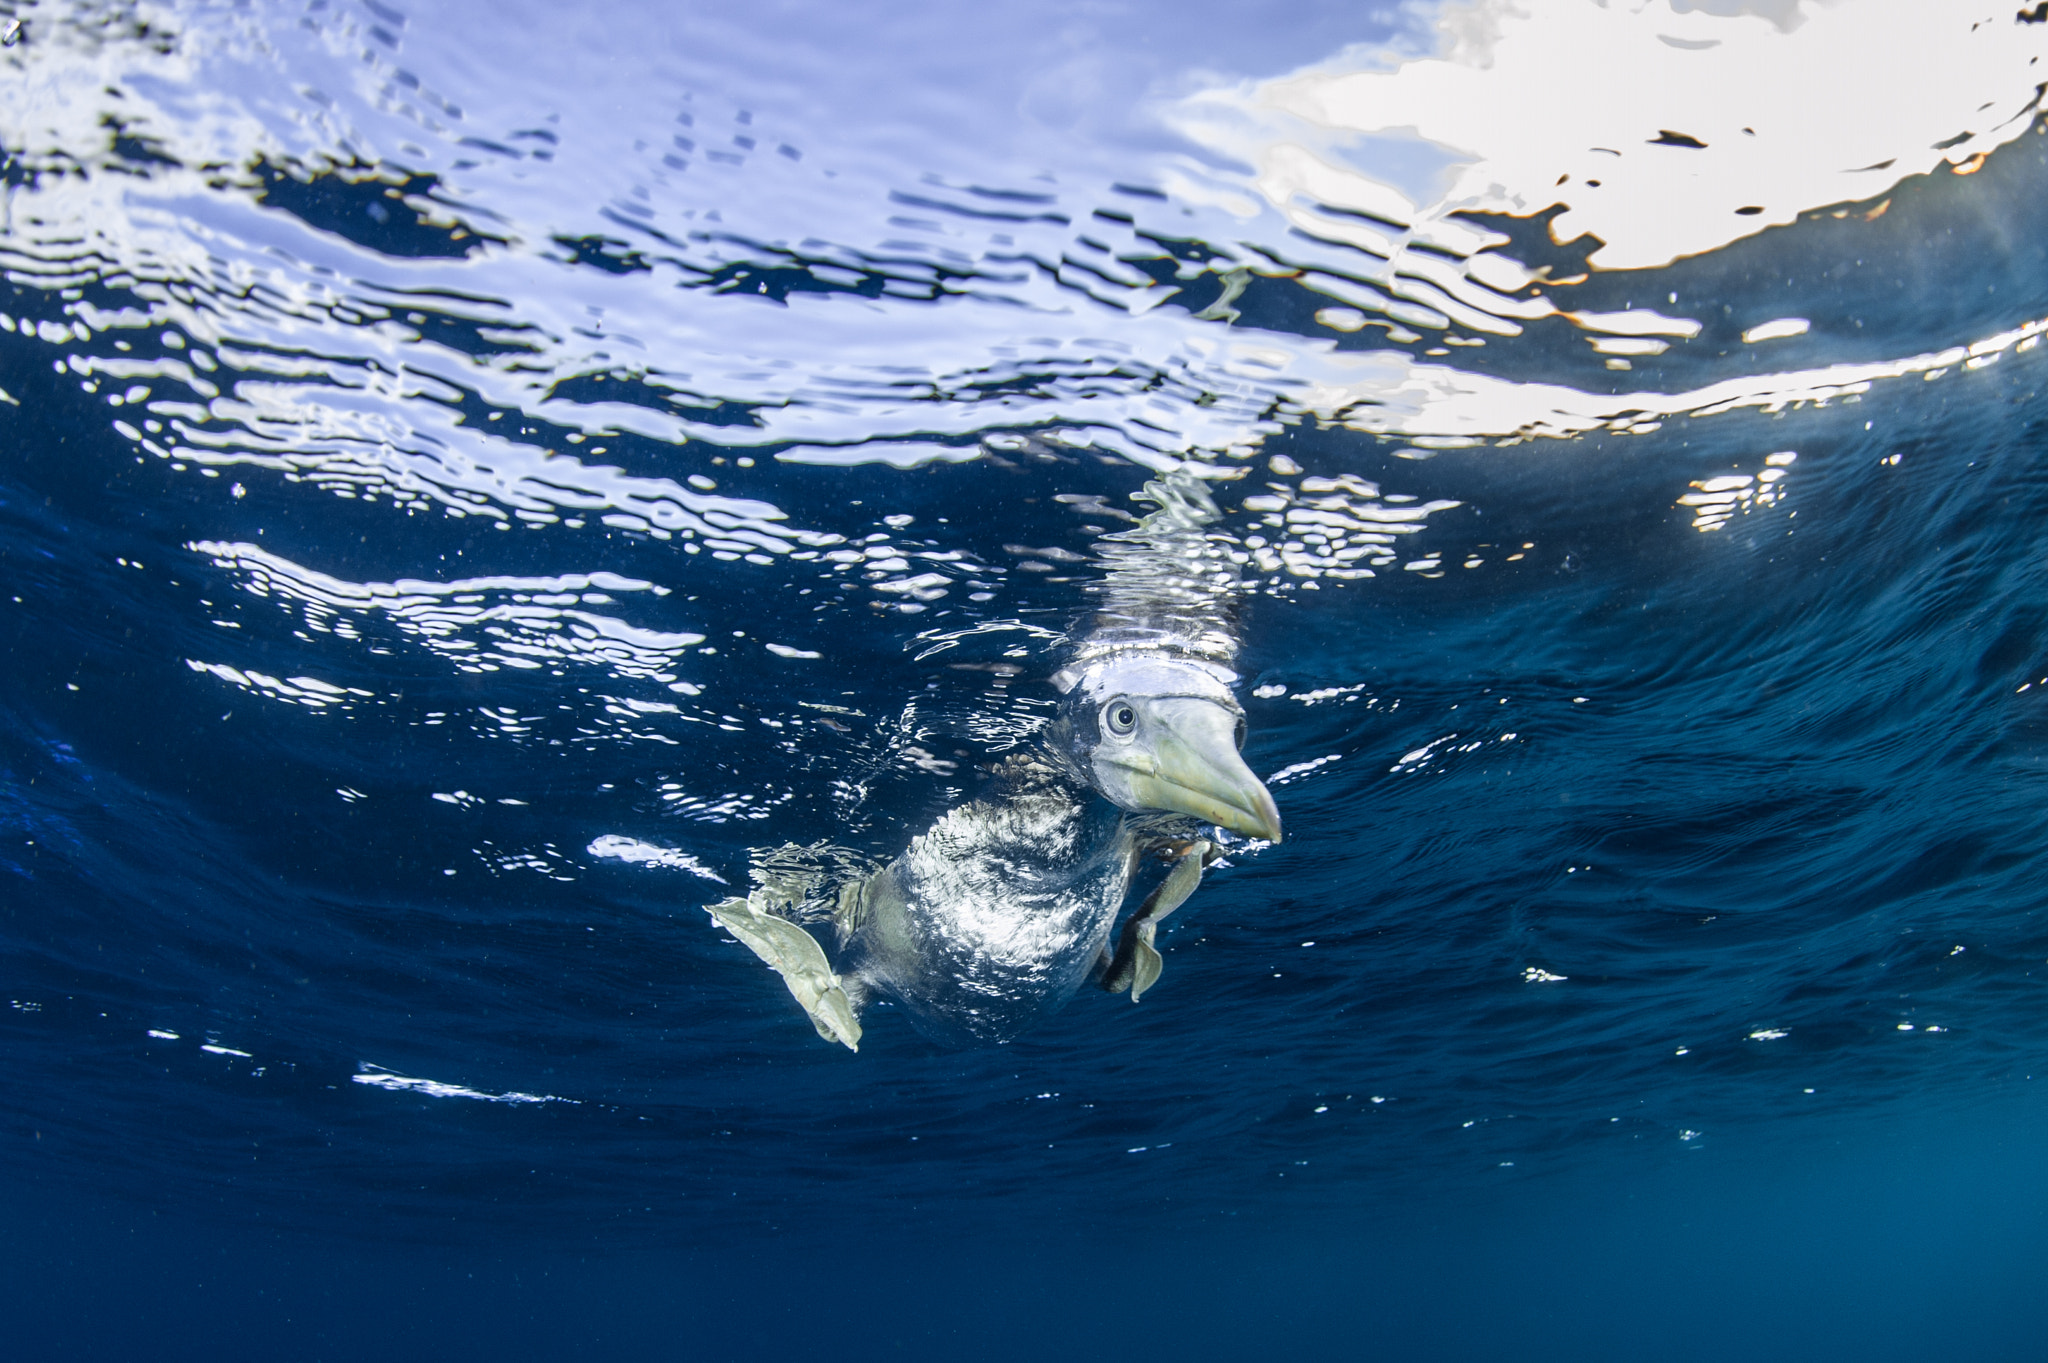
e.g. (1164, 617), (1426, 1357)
(1105, 696), (1283, 843)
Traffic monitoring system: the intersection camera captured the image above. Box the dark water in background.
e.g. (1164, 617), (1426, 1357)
(6, 1), (2048, 1357)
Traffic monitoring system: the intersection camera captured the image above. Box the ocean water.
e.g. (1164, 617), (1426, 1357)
(6, 1), (2048, 1358)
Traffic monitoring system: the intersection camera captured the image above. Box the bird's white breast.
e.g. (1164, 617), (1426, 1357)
(848, 781), (1133, 1044)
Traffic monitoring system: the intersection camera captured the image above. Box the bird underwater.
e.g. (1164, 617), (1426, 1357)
(704, 469), (1282, 1050)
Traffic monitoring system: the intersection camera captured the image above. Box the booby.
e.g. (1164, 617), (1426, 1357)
(705, 470), (1280, 1049)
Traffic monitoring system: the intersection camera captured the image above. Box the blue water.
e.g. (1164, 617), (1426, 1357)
(6, 2), (2048, 1357)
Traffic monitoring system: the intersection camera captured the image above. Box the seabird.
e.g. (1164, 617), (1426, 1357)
(705, 470), (1280, 1049)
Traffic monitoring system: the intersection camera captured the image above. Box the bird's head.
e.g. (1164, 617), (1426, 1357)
(1052, 654), (1281, 843)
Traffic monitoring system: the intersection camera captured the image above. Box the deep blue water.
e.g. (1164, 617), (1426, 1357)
(6, 2), (2048, 1358)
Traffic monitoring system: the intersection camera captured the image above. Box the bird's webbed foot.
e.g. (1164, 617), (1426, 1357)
(1102, 838), (1214, 1003)
(705, 894), (862, 1051)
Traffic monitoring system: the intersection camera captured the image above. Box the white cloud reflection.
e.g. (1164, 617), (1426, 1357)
(1182, 0), (2048, 270)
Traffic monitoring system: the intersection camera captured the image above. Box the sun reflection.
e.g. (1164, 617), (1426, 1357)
(1238, 474), (1461, 581)
(1678, 451), (1795, 534)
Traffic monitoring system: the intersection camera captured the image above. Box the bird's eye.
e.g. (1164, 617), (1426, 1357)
(1104, 700), (1137, 736)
